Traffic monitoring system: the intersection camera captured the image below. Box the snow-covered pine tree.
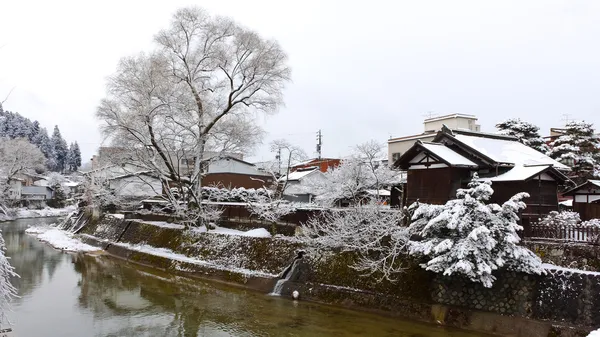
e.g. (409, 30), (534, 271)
(67, 142), (82, 171)
(547, 121), (600, 183)
(496, 118), (550, 153)
(32, 127), (53, 160)
(50, 126), (69, 172)
(407, 176), (544, 288)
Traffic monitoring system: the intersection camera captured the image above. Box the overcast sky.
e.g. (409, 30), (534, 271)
(1, 0), (600, 163)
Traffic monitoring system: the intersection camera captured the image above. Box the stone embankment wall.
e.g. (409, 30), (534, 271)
(525, 240), (600, 271)
(73, 213), (596, 336)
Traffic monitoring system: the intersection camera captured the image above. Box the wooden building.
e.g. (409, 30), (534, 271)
(563, 180), (600, 220)
(394, 127), (570, 220)
(291, 158), (341, 173)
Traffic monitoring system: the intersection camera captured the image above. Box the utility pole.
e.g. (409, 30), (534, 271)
(275, 147), (282, 175)
(316, 129), (322, 160)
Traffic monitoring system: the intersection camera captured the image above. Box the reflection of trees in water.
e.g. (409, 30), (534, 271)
(2, 222), (64, 300)
(73, 254), (280, 337)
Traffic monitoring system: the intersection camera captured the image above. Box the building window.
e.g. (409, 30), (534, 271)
(392, 152), (402, 162)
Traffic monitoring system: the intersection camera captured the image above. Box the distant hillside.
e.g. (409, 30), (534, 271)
(0, 104), (81, 172)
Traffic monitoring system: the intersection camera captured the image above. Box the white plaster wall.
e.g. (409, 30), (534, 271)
(208, 159), (265, 175)
(111, 176), (162, 197)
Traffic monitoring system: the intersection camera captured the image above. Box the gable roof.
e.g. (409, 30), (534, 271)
(435, 128), (569, 170)
(563, 180), (600, 196)
(395, 141), (478, 169)
(419, 142), (478, 167)
(478, 165), (570, 183)
(279, 167), (322, 182)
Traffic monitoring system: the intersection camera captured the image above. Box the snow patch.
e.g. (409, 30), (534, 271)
(210, 226), (272, 238)
(542, 263), (600, 276)
(0, 205), (77, 222)
(132, 220), (185, 229)
(112, 242), (275, 278)
(26, 226), (100, 252)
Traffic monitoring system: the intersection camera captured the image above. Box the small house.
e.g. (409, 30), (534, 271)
(563, 180), (600, 220)
(202, 156), (274, 189)
(395, 127), (570, 221)
(279, 167), (326, 203)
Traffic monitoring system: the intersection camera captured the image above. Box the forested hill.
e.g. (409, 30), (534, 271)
(0, 104), (81, 172)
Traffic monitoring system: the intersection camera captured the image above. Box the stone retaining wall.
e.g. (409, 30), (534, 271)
(525, 240), (600, 271)
(74, 214), (596, 336)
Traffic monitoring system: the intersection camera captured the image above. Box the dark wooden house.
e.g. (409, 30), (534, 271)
(563, 180), (600, 220)
(394, 127), (570, 220)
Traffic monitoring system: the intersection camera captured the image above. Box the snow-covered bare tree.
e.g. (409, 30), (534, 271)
(0, 138), (45, 210)
(245, 139), (305, 223)
(407, 176), (544, 288)
(302, 202), (408, 281)
(304, 140), (400, 207)
(547, 121), (600, 184)
(0, 228), (18, 325)
(96, 6), (291, 226)
(496, 118), (550, 153)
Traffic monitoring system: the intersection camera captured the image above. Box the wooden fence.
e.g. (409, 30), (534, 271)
(528, 223), (600, 244)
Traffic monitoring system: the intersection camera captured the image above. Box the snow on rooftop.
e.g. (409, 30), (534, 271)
(366, 189), (391, 196)
(454, 134), (568, 169)
(279, 168), (320, 181)
(478, 165), (551, 182)
(589, 180), (600, 188)
(420, 142), (478, 167)
(559, 199), (573, 207)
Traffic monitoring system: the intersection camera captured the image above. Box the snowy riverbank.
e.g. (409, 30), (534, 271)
(26, 225), (100, 252)
(0, 205), (77, 222)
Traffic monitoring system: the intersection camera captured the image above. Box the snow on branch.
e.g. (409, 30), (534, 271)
(302, 202), (408, 281)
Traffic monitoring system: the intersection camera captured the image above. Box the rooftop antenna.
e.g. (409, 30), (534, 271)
(423, 111), (437, 119)
(316, 129), (322, 159)
(561, 113), (573, 126)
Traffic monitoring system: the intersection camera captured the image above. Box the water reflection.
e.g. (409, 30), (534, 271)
(2, 218), (490, 337)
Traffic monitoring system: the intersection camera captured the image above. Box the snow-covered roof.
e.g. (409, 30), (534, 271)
(589, 180), (600, 188)
(420, 142), (478, 167)
(279, 168), (321, 182)
(563, 179), (600, 196)
(559, 199), (573, 207)
(478, 165), (557, 182)
(366, 189), (391, 196)
(63, 181), (79, 187)
(453, 134), (569, 170)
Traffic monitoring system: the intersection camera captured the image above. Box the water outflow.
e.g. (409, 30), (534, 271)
(270, 251), (305, 296)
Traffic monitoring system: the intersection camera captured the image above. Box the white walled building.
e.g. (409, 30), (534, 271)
(388, 113), (480, 165)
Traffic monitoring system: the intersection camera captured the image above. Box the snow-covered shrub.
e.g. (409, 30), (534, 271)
(302, 202), (408, 281)
(247, 199), (296, 223)
(201, 186), (272, 203)
(407, 176), (544, 288)
(538, 211), (581, 226)
(581, 219), (600, 227)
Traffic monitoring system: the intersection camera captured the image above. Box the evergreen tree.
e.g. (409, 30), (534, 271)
(496, 118), (550, 153)
(547, 121), (600, 184)
(408, 176), (544, 288)
(67, 142), (82, 171)
(50, 126), (69, 172)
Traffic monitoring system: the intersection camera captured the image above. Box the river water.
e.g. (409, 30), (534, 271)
(2, 217), (490, 337)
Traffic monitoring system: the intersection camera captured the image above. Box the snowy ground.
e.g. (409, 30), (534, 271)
(589, 329), (600, 337)
(192, 225), (272, 238)
(0, 205), (77, 222)
(25, 225), (100, 252)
